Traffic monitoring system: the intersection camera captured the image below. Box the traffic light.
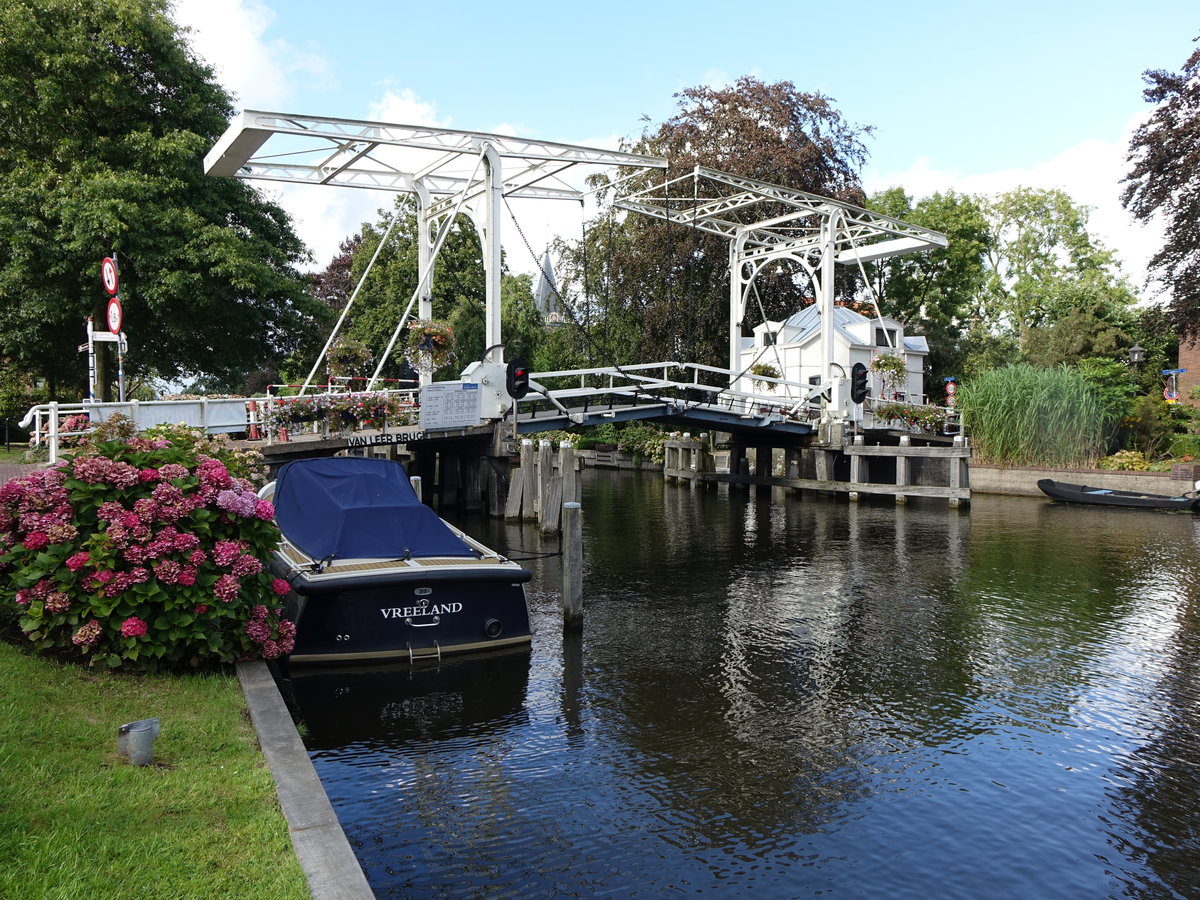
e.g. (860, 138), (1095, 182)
(506, 358), (531, 400)
(850, 362), (869, 404)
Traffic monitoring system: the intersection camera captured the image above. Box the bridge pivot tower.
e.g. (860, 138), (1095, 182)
(205, 110), (666, 385)
(617, 167), (947, 417)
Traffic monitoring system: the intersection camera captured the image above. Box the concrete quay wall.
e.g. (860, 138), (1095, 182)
(970, 464), (1197, 498)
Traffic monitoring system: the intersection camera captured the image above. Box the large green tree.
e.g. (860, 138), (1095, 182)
(1122, 39), (1200, 338)
(980, 187), (1127, 350)
(0, 0), (322, 397)
(864, 188), (991, 384)
(556, 77), (874, 370)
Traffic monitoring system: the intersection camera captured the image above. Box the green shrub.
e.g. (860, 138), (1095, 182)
(1096, 450), (1151, 471)
(0, 430), (293, 669)
(959, 364), (1111, 466)
(1169, 433), (1200, 460)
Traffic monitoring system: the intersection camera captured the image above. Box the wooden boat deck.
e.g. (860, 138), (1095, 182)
(278, 542), (510, 574)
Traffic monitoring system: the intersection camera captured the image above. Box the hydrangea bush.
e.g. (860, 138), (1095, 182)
(0, 425), (294, 669)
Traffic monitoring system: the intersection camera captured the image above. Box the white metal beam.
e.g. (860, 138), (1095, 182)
(205, 110), (667, 385)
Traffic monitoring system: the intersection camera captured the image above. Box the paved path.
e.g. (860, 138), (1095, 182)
(0, 463), (42, 483)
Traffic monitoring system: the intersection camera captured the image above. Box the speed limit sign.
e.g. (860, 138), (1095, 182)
(101, 257), (119, 296)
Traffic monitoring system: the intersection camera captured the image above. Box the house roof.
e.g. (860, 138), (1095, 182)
(776, 305), (928, 355)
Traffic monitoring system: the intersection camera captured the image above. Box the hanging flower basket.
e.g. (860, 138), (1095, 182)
(403, 319), (457, 373)
(749, 362), (781, 392)
(326, 337), (372, 380)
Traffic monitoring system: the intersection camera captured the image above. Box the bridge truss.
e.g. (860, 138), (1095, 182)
(616, 166), (948, 416)
(204, 110), (667, 388)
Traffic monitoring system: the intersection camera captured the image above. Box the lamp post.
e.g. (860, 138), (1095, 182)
(1127, 343), (1145, 368)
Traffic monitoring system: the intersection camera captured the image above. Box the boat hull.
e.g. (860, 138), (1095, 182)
(1037, 478), (1198, 512)
(280, 572), (531, 664)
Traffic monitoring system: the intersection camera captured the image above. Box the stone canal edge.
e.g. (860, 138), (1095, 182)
(236, 660), (374, 899)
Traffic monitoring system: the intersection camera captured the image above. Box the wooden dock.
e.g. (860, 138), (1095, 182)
(665, 432), (971, 506)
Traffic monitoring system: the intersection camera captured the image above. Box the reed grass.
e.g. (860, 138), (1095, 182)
(959, 363), (1111, 466)
(0, 641), (307, 899)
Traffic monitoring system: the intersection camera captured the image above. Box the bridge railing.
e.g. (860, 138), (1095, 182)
(521, 361), (828, 422)
(521, 361), (957, 434)
(20, 397), (255, 463)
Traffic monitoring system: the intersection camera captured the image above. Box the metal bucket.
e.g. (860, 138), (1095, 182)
(117, 718), (160, 766)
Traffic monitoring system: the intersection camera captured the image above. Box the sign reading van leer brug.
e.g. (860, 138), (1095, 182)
(419, 381), (481, 430)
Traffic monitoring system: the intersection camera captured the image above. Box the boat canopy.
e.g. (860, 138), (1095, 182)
(272, 457), (478, 560)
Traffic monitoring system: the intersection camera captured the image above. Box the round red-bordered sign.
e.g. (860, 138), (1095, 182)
(106, 298), (123, 334)
(101, 257), (119, 296)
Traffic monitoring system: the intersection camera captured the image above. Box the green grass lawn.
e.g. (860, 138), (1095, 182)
(0, 641), (308, 899)
(0, 444), (32, 463)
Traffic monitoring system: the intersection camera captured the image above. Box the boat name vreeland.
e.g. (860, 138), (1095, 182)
(381, 603), (463, 619)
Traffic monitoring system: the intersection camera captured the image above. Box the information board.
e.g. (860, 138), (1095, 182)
(419, 382), (481, 429)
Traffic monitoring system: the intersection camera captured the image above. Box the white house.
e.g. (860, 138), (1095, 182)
(737, 305), (929, 404)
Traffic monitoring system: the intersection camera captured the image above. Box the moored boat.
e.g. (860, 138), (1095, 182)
(263, 456), (532, 664)
(1037, 478), (1199, 512)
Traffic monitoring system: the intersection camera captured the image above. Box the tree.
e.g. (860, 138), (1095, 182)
(307, 196), (540, 381)
(981, 187), (1123, 350)
(0, 0), (323, 398)
(556, 77), (874, 370)
(1122, 39), (1200, 338)
(865, 188), (991, 384)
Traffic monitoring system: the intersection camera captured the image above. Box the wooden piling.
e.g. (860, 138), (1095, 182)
(562, 501), (583, 621)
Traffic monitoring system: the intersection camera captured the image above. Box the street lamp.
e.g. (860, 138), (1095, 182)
(1127, 343), (1145, 368)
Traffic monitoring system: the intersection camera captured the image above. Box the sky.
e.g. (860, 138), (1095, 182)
(172, 0), (1197, 294)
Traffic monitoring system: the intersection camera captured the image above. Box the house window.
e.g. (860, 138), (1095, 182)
(808, 376), (821, 387)
(763, 331), (776, 346)
(875, 327), (897, 348)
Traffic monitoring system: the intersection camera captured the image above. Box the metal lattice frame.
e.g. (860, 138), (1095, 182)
(205, 110), (667, 381)
(616, 166), (948, 400)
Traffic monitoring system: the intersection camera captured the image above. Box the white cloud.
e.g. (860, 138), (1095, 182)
(171, 0), (331, 109)
(863, 115), (1165, 295)
(368, 89), (450, 127)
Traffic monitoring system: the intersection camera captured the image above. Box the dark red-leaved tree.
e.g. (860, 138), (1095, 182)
(1122, 39), (1200, 338)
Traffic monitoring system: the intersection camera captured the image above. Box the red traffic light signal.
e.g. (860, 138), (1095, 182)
(850, 362), (869, 404)
(506, 359), (531, 400)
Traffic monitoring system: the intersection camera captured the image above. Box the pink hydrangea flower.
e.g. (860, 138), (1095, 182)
(245, 619), (271, 643)
(120, 616), (148, 638)
(44, 592), (71, 614)
(251, 604), (268, 620)
(194, 604), (209, 615)
(232, 554), (263, 577)
(272, 578), (291, 597)
(138, 468), (161, 483)
(254, 499), (275, 521)
(178, 565), (198, 586)
(213, 540), (245, 568)
(71, 619), (102, 647)
(65, 551), (91, 571)
(46, 523), (78, 544)
(215, 573), (240, 602)
(154, 560), (181, 584)
(22, 531), (48, 551)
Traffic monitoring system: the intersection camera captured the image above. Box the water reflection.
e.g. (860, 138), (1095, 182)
(291, 473), (1200, 898)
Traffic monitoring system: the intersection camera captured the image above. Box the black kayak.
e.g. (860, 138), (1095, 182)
(1037, 478), (1199, 512)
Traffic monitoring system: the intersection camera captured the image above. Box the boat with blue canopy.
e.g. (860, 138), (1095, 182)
(263, 456), (531, 664)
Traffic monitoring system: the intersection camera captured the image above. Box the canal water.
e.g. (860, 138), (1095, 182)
(278, 469), (1200, 898)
